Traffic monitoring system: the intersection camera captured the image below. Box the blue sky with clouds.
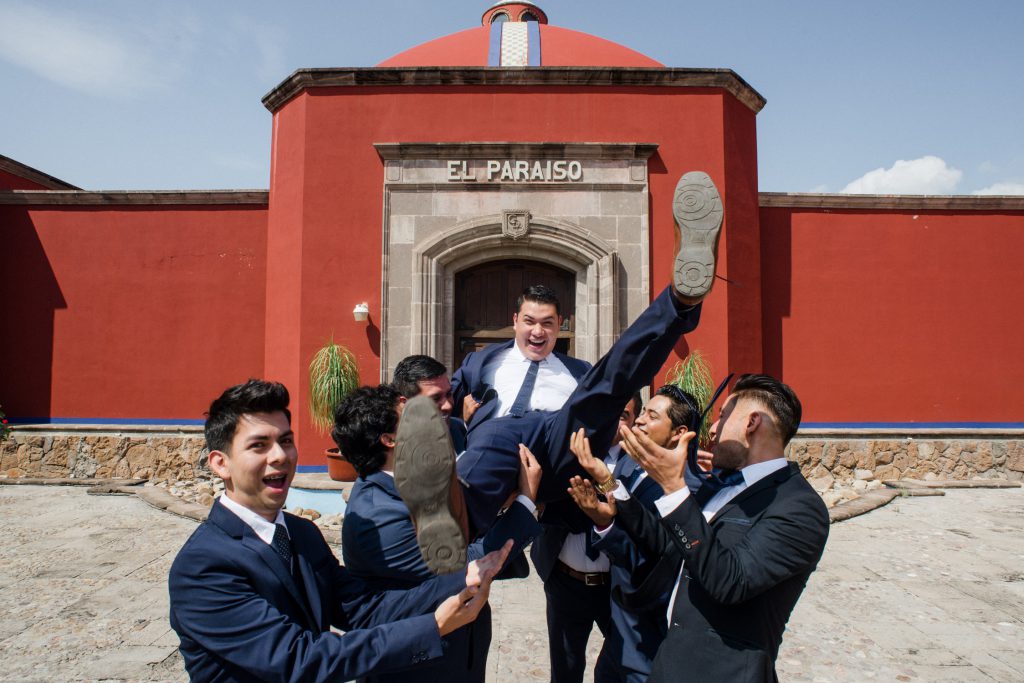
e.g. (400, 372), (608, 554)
(2, 0), (1022, 195)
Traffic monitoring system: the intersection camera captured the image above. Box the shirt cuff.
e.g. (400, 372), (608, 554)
(654, 487), (690, 518)
(609, 480), (631, 502)
(593, 521), (616, 537)
(514, 494), (537, 515)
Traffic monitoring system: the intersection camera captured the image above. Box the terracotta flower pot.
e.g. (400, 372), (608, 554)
(325, 448), (358, 482)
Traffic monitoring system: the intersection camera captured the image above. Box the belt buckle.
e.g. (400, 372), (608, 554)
(584, 573), (602, 586)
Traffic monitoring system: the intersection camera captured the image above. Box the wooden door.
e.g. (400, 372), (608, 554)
(454, 260), (575, 368)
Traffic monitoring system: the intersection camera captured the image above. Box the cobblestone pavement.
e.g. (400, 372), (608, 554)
(0, 485), (1021, 681)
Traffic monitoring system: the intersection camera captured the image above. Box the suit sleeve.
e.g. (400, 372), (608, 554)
(661, 491), (830, 605)
(469, 499), (541, 564)
(343, 487), (436, 585)
(169, 545), (444, 682)
(450, 353), (473, 417)
(612, 493), (677, 560)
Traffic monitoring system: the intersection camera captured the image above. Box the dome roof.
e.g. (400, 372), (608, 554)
(377, 3), (663, 68)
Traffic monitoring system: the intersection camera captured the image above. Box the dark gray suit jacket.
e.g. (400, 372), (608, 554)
(615, 462), (829, 682)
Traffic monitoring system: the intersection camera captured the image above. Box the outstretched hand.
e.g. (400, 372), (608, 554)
(618, 424), (695, 494)
(436, 539), (512, 636)
(569, 427), (613, 486)
(517, 443), (543, 502)
(567, 475), (616, 528)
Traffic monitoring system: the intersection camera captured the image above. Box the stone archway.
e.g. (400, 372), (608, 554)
(384, 214), (619, 375)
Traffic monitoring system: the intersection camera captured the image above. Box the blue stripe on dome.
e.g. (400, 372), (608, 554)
(488, 21), (503, 66)
(527, 20), (541, 66)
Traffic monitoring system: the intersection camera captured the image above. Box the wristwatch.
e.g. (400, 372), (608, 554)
(595, 477), (619, 495)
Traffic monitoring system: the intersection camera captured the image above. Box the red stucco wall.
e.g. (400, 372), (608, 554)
(0, 203), (268, 421)
(760, 206), (1024, 423)
(269, 84), (759, 460)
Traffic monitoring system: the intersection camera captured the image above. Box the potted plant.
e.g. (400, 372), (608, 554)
(665, 349), (715, 448)
(308, 339), (360, 481)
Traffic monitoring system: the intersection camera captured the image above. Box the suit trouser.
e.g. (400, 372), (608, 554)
(544, 568), (612, 683)
(457, 286), (701, 534)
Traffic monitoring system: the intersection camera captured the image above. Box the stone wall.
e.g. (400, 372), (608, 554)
(2, 427), (1022, 486)
(789, 432), (1024, 491)
(0, 427), (207, 482)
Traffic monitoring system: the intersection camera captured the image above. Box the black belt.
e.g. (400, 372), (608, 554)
(556, 559), (610, 586)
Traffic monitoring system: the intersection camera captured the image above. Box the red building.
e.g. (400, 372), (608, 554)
(2, 2), (1022, 479)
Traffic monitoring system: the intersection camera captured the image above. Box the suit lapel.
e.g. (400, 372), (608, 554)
(286, 517), (323, 629)
(709, 462), (795, 523)
(210, 503), (318, 630)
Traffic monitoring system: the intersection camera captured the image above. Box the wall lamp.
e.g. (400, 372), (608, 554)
(353, 303), (369, 322)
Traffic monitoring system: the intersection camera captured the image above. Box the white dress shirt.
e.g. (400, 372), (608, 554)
(556, 446), (625, 572)
(482, 344), (578, 417)
(218, 493), (290, 545)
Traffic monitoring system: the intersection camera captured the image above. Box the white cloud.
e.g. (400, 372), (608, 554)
(0, 2), (197, 96)
(972, 182), (1024, 196)
(840, 156), (963, 195)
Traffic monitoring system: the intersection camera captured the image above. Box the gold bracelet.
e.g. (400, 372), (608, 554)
(595, 477), (619, 495)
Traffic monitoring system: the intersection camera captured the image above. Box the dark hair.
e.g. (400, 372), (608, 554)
(331, 384), (400, 477)
(392, 355), (448, 398)
(205, 379), (291, 453)
(515, 284), (561, 316)
(626, 391), (643, 417)
(655, 384), (699, 431)
(732, 374), (802, 445)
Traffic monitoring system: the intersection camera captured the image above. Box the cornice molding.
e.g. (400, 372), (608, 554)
(0, 154), (80, 190)
(759, 192), (1024, 211)
(0, 190), (269, 206)
(263, 67), (766, 114)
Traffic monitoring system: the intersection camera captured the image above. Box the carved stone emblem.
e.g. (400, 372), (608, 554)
(502, 210), (531, 240)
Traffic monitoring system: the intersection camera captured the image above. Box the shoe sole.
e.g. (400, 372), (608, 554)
(672, 171), (724, 299)
(393, 396), (466, 575)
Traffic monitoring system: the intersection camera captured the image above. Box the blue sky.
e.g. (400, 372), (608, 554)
(2, 0), (1022, 194)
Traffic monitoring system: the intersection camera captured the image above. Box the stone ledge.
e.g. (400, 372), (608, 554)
(262, 67), (766, 114)
(759, 192), (1024, 211)
(0, 477), (145, 487)
(0, 190), (269, 206)
(11, 423), (204, 435)
(884, 479), (1022, 490)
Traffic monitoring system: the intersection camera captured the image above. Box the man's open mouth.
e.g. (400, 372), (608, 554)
(263, 473), (288, 491)
(527, 338), (546, 350)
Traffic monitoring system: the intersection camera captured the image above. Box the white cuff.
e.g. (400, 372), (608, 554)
(593, 521), (616, 538)
(514, 494), (537, 515)
(654, 487), (690, 518)
(609, 480), (632, 502)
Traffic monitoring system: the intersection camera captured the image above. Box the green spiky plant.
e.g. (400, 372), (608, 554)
(308, 340), (360, 435)
(665, 349), (714, 448)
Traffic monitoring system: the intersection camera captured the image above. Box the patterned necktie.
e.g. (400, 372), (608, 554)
(271, 523), (292, 571)
(508, 360), (540, 417)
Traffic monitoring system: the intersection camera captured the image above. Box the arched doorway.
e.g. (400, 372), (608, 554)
(453, 259), (575, 367)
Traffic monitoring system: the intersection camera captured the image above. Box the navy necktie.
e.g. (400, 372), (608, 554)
(509, 360), (540, 417)
(622, 466), (643, 494)
(693, 469), (744, 508)
(271, 523), (292, 571)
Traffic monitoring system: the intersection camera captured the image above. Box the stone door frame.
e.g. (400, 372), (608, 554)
(411, 215), (619, 373)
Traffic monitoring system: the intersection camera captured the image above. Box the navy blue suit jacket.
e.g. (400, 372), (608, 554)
(343, 470), (541, 682)
(589, 454), (669, 681)
(169, 500), (467, 683)
(451, 339), (591, 433)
